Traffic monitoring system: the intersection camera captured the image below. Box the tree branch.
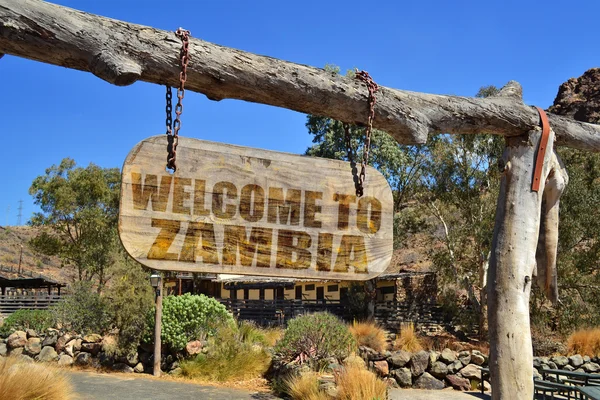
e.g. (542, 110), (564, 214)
(1, 0), (600, 150)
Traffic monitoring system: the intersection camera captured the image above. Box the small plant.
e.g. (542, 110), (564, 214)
(336, 364), (387, 400)
(0, 356), (73, 399)
(394, 322), (422, 352)
(0, 309), (54, 336)
(51, 281), (111, 334)
(349, 320), (387, 352)
(284, 371), (328, 400)
(275, 312), (356, 369)
(567, 327), (600, 356)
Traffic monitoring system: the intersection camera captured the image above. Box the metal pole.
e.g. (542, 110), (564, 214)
(153, 274), (163, 377)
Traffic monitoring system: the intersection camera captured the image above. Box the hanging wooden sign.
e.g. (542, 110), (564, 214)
(119, 135), (393, 280)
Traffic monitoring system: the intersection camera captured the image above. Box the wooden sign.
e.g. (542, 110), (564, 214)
(119, 136), (393, 280)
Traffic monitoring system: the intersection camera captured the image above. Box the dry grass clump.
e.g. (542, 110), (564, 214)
(262, 327), (284, 347)
(567, 327), (600, 356)
(393, 322), (422, 352)
(349, 321), (387, 352)
(284, 371), (328, 400)
(336, 365), (387, 400)
(0, 357), (73, 400)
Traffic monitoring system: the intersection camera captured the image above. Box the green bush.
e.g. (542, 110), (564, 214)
(51, 281), (111, 334)
(147, 293), (234, 350)
(275, 312), (355, 368)
(0, 309), (54, 336)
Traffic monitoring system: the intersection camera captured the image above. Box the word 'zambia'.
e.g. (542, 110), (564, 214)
(130, 173), (383, 273)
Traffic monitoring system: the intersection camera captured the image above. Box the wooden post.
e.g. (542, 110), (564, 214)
(153, 275), (163, 377)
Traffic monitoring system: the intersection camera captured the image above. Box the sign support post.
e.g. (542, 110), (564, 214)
(150, 272), (163, 377)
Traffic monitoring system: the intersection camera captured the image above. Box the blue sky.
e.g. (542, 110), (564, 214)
(1, 0), (598, 225)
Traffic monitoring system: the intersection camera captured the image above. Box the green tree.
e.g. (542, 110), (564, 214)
(29, 158), (120, 291)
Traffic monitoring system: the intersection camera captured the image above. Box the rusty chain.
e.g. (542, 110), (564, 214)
(166, 28), (191, 172)
(344, 70), (379, 197)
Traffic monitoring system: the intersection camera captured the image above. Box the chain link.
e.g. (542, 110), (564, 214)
(166, 28), (191, 172)
(344, 70), (379, 197)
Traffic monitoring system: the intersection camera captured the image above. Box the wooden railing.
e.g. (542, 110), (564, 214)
(0, 295), (63, 315)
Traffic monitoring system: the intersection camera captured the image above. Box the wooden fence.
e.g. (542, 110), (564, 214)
(0, 295), (63, 315)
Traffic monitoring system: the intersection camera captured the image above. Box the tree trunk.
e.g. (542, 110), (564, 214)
(2, 0), (600, 149)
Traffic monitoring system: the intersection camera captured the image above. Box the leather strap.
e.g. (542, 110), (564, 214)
(532, 106), (551, 192)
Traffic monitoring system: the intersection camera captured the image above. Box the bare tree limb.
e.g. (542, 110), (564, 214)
(1, 0), (600, 150)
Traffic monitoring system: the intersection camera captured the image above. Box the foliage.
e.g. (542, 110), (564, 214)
(148, 293), (234, 350)
(567, 327), (600, 357)
(336, 364), (387, 400)
(283, 371), (328, 400)
(0, 357), (73, 400)
(343, 283), (369, 320)
(0, 309), (54, 336)
(348, 321), (387, 352)
(180, 322), (271, 382)
(51, 281), (111, 334)
(28, 158), (120, 290)
(103, 256), (154, 356)
(274, 312), (355, 368)
(393, 322), (422, 352)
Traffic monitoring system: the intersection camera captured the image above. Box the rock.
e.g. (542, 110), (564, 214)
(478, 380), (491, 392)
(440, 348), (456, 364)
(411, 350), (430, 377)
(98, 352), (115, 367)
(117, 352), (139, 367)
(26, 329), (38, 338)
(185, 340), (203, 356)
(112, 363), (134, 373)
(75, 352), (92, 366)
(429, 351), (440, 365)
(9, 347), (24, 356)
(447, 360), (463, 374)
(36, 346), (58, 362)
(583, 356), (591, 363)
(391, 368), (412, 387)
(139, 351), (152, 365)
(564, 365), (575, 371)
(471, 353), (485, 366)
(81, 342), (102, 356)
(58, 355), (74, 366)
(457, 351), (471, 366)
(73, 339), (82, 352)
(569, 354), (584, 368)
(83, 334), (102, 343)
(17, 354), (34, 363)
(388, 350), (412, 368)
(533, 368), (542, 380)
(547, 361), (557, 370)
(533, 357), (542, 369)
(551, 356), (569, 367)
(430, 361), (448, 379)
(56, 334), (73, 354)
(64, 340), (76, 357)
(169, 367), (182, 376)
(459, 364), (481, 380)
(134, 362), (144, 373)
(7, 331), (27, 348)
(583, 362), (600, 373)
(549, 68), (600, 125)
(318, 375), (337, 397)
(414, 372), (445, 390)
(42, 332), (57, 347)
(384, 377), (399, 388)
(0, 343), (6, 356)
(373, 360), (389, 376)
(446, 374), (471, 391)
(24, 337), (42, 356)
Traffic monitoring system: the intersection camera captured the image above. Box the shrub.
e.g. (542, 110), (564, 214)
(349, 320), (387, 352)
(275, 312), (355, 368)
(180, 323), (270, 382)
(336, 364), (387, 400)
(284, 371), (328, 400)
(394, 322), (422, 352)
(148, 293), (234, 350)
(0, 309), (54, 336)
(567, 327), (600, 356)
(51, 282), (111, 334)
(0, 356), (73, 399)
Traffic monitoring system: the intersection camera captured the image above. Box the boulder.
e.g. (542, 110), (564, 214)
(56, 334), (73, 354)
(73, 339), (82, 352)
(447, 360), (463, 374)
(388, 350), (412, 368)
(0, 342), (6, 356)
(446, 374), (471, 391)
(42, 333), (57, 347)
(384, 377), (399, 388)
(169, 367), (182, 376)
(471, 353), (485, 366)
(457, 351), (471, 366)
(429, 351), (440, 365)
(414, 372), (445, 390)
(564, 365), (575, 371)
(391, 368), (412, 387)
(318, 375), (338, 398)
(134, 362), (144, 373)
(459, 364), (481, 380)
(583, 362), (600, 373)
(440, 348), (456, 364)
(410, 350), (430, 377)
(7, 331), (27, 348)
(36, 346), (58, 362)
(547, 361), (558, 370)
(24, 337), (42, 356)
(81, 342), (102, 356)
(430, 361), (448, 379)
(478, 380), (491, 392)
(185, 340), (203, 356)
(83, 334), (102, 343)
(533, 368), (543, 380)
(117, 352), (139, 367)
(373, 360), (389, 376)
(9, 347), (24, 356)
(584, 356), (591, 363)
(569, 355), (584, 368)
(98, 352), (115, 367)
(551, 356), (569, 368)
(75, 352), (92, 366)
(58, 355), (74, 366)
(112, 363), (134, 373)
(17, 354), (34, 363)
(64, 340), (76, 357)
(25, 329), (38, 338)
